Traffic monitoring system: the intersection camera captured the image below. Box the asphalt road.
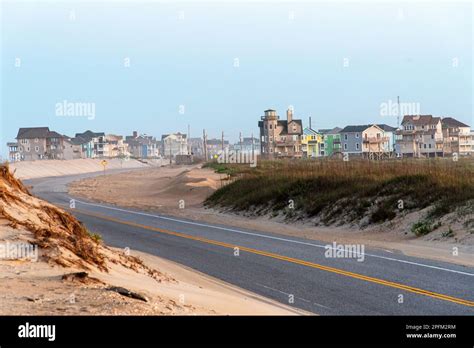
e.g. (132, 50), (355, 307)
(25, 171), (474, 315)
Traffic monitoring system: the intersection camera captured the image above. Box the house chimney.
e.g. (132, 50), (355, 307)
(133, 131), (138, 138)
(309, 117), (312, 129)
(287, 108), (293, 123)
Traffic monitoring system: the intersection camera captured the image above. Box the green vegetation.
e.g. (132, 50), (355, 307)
(205, 158), (474, 233)
(87, 230), (103, 244)
(411, 219), (442, 236)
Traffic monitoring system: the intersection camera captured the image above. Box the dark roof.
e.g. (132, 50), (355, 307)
(376, 124), (397, 132)
(47, 131), (64, 138)
(75, 130), (105, 141)
(16, 127), (68, 140)
(340, 125), (371, 133)
(16, 127), (50, 139)
(70, 136), (89, 145)
(340, 124), (394, 133)
(401, 115), (441, 126)
(264, 109), (276, 112)
(442, 117), (469, 128)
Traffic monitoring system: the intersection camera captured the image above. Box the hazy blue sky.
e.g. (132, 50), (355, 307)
(1, 1), (472, 158)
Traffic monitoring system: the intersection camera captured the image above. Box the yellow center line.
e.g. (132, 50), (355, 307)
(68, 207), (474, 308)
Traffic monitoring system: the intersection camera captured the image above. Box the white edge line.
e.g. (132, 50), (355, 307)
(70, 199), (474, 277)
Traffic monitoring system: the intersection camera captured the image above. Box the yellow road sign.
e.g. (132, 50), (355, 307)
(101, 160), (108, 167)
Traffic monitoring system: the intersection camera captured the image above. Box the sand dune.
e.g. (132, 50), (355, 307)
(9, 158), (163, 180)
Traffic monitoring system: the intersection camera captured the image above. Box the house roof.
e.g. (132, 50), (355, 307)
(75, 130), (105, 141)
(340, 125), (371, 133)
(401, 115), (441, 126)
(161, 133), (187, 140)
(340, 124), (392, 133)
(303, 127), (320, 135)
(442, 117), (470, 128)
(376, 124), (397, 132)
(47, 131), (64, 138)
(319, 127), (342, 135)
(16, 127), (51, 139)
(16, 127), (68, 140)
(69, 136), (89, 145)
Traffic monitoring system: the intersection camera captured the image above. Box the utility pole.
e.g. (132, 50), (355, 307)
(239, 132), (243, 154)
(221, 131), (224, 152)
(203, 129), (207, 161)
(187, 124), (191, 155)
(169, 139), (172, 165)
(397, 96), (401, 128)
(251, 132), (254, 158)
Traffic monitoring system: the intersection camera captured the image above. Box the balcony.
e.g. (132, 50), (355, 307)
(363, 136), (388, 143)
(275, 140), (297, 146)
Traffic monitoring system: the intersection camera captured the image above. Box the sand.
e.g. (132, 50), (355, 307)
(9, 158), (164, 180)
(0, 221), (305, 315)
(0, 163), (306, 315)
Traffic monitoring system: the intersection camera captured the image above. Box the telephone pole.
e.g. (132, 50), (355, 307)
(187, 124), (191, 155)
(397, 96), (400, 128)
(203, 129), (207, 161)
(251, 132), (254, 158)
(239, 132), (243, 153)
(221, 131), (224, 152)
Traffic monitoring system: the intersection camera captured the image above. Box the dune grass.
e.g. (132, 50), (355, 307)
(205, 158), (474, 226)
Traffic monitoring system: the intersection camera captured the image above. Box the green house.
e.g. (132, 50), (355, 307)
(319, 127), (342, 157)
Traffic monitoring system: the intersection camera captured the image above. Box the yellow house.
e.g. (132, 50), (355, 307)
(302, 127), (323, 157)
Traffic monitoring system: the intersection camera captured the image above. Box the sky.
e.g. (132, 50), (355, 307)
(1, 0), (473, 158)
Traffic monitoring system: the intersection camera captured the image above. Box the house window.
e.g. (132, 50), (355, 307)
(34, 138), (39, 143)
(269, 124), (272, 129)
(356, 143), (360, 150)
(356, 133), (359, 138)
(35, 146), (39, 152)
(344, 143), (348, 150)
(429, 144), (432, 149)
(431, 134), (434, 139)
(344, 134), (348, 140)
(424, 144), (427, 149)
